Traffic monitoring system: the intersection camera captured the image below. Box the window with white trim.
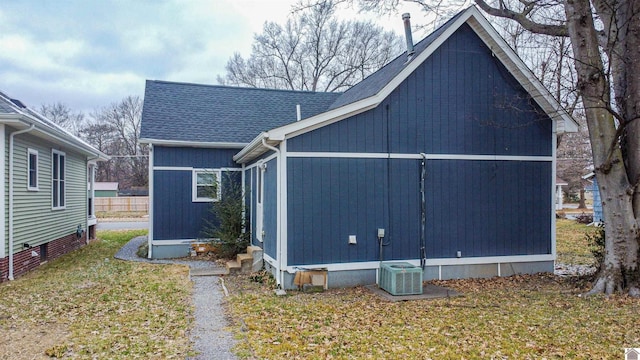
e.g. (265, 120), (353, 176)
(192, 169), (221, 202)
(52, 150), (65, 209)
(27, 148), (38, 191)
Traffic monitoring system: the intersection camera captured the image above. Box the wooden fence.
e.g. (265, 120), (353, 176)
(95, 196), (149, 212)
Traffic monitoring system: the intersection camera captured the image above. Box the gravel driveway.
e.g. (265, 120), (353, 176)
(115, 236), (237, 359)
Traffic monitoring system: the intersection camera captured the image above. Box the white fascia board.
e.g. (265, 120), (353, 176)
(2, 114), (109, 159)
(139, 138), (247, 148)
(236, 6), (577, 163)
(465, 8), (579, 133)
(284, 254), (554, 273)
(266, 11), (472, 143)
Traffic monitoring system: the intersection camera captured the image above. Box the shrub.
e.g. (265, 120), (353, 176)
(136, 242), (149, 258)
(201, 173), (250, 259)
(586, 223), (605, 269)
(575, 212), (594, 224)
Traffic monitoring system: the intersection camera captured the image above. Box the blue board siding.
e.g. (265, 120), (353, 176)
(154, 146), (239, 168)
(425, 160), (552, 258)
(286, 158), (551, 265)
(287, 24), (552, 157)
(153, 170), (209, 240)
(593, 179), (603, 222)
(288, 158), (418, 265)
(262, 158), (278, 258)
(153, 168), (241, 241)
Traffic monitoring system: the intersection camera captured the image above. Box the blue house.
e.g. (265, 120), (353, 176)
(141, 7), (578, 288)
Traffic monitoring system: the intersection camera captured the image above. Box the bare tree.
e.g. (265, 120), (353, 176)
(38, 102), (85, 136)
(217, 0), (403, 92)
(87, 96), (148, 188)
(351, 0), (640, 295)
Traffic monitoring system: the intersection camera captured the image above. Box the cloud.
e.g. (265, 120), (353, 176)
(0, 0), (421, 113)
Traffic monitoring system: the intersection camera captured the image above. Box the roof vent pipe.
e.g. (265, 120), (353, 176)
(402, 13), (415, 57)
(296, 104), (301, 121)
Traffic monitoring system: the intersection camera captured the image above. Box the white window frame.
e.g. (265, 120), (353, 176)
(27, 148), (38, 191)
(52, 149), (66, 210)
(192, 169), (221, 202)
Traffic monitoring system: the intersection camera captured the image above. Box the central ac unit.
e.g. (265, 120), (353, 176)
(379, 262), (423, 296)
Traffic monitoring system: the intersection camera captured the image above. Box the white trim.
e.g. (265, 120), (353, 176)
(551, 133), (558, 257)
(464, 12), (578, 133)
(27, 148), (38, 191)
(287, 152), (553, 161)
(88, 163), (96, 218)
(244, 153), (278, 170)
(279, 140), (288, 271)
(151, 239), (200, 246)
(248, 166), (253, 242)
(0, 125), (5, 258)
(139, 138), (247, 148)
(284, 254), (555, 273)
(154, 166), (193, 171)
(192, 168), (222, 202)
(263, 253), (278, 268)
(51, 149), (66, 210)
(233, 6), (577, 164)
(154, 165), (243, 172)
(148, 144), (154, 258)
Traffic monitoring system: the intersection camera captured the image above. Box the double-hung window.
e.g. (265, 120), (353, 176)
(27, 148), (38, 191)
(52, 150), (65, 209)
(192, 169), (221, 202)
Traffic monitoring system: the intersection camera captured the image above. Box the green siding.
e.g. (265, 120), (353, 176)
(94, 190), (117, 197)
(6, 129), (88, 253)
(3, 128), (7, 256)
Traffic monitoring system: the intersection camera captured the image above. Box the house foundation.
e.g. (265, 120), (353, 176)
(0, 231), (87, 282)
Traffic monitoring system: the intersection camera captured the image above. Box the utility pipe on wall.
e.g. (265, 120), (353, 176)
(8, 124), (35, 280)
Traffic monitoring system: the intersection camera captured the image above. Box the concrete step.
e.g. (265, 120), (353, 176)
(247, 246), (263, 257)
(237, 253), (253, 272)
(226, 260), (241, 273)
(190, 267), (229, 276)
(247, 246), (264, 272)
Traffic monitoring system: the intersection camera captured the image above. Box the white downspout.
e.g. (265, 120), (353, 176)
(8, 124), (35, 280)
(261, 137), (283, 286)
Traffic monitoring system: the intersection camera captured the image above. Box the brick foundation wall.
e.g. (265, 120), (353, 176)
(0, 231), (87, 283)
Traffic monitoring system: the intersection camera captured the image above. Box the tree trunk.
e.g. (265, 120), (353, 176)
(564, 0), (640, 295)
(578, 189), (586, 209)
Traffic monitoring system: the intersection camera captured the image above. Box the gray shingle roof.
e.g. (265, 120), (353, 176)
(140, 80), (341, 144)
(0, 95), (19, 114)
(328, 10), (467, 110)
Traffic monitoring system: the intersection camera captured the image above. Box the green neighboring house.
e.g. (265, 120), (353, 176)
(0, 91), (109, 282)
(93, 182), (118, 197)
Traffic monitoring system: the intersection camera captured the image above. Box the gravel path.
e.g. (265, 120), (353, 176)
(115, 236), (237, 359)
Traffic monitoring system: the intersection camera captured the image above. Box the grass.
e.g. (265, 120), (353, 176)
(226, 274), (640, 359)
(556, 218), (598, 265)
(224, 220), (637, 359)
(0, 230), (193, 359)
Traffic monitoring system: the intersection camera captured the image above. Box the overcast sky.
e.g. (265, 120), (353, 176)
(0, 0), (426, 113)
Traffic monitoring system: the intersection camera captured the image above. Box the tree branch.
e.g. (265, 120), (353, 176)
(474, 0), (569, 37)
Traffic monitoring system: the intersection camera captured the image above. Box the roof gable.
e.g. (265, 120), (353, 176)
(140, 81), (341, 145)
(235, 6), (578, 163)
